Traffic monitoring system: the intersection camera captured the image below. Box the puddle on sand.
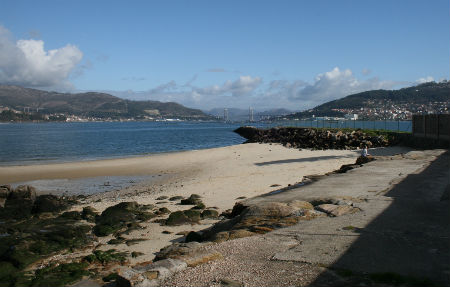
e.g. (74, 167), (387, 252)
(11, 175), (156, 196)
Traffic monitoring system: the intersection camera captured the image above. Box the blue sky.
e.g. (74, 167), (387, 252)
(0, 0), (448, 111)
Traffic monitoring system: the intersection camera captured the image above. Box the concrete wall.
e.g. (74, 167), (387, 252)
(413, 114), (450, 141)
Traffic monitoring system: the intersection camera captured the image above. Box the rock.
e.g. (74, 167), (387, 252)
(287, 200), (314, 210)
(81, 206), (98, 222)
(228, 229), (255, 239)
(117, 258), (187, 287)
(190, 202), (206, 210)
(156, 196), (168, 200)
(315, 204), (360, 217)
(93, 202), (155, 236)
(185, 231), (202, 243)
(356, 155), (375, 165)
(183, 251), (223, 267)
(60, 211), (82, 220)
(0, 185), (11, 207)
(201, 209), (219, 219)
(154, 242), (204, 261)
(220, 278), (243, 287)
(169, 196), (184, 201)
(3, 185), (37, 219)
(165, 210), (200, 226)
(180, 194), (203, 205)
(33, 194), (69, 214)
(155, 207), (171, 215)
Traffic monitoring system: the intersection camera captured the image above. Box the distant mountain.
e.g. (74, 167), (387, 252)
(0, 85), (212, 120)
(285, 81), (450, 119)
(206, 107), (292, 121)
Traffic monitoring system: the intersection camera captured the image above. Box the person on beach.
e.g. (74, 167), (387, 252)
(361, 145), (370, 157)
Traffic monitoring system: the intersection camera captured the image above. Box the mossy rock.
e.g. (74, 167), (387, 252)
(165, 210), (201, 226)
(60, 211), (82, 220)
(83, 249), (128, 265)
(93, 202), (155, 236)
(81, 206), (98, 222)
(169, 196), (184, 201)
(31, 262), (89, 287)
(157, 207), (171, 214)
(33, 194), (69, 214)
(201, 209), (219, 219)
(156, 196), (168, 200)
(180, 194), (203, 205)
(190, 202), (206, 210)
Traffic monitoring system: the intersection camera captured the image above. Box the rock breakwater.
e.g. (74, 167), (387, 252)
(234, 126), (392, 149)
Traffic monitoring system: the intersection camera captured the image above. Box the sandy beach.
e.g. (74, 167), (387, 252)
(0, 143), (416, 278)
(0, 144), (375, 263)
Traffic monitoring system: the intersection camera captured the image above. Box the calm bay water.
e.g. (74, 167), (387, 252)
(0, 120), (411, 166)
(0, 121), (246, 165)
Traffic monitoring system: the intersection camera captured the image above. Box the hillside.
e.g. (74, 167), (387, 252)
(286, 81), (450, 119)
(0, 85), (212, 121)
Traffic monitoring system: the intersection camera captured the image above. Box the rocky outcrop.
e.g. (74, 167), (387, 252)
(234, 126), (391, 149)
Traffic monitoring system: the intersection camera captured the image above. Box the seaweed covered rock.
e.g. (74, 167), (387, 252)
(81, 206), (98, 222)
(33, 194), (69, 214)
(0, 215), (93, 285)
(93, 202), (155, 236)
(165, 210), (201, 226)
(3, 185), (36, 219)
(180, 194), (203, 205)
(201, 209), (219, 219)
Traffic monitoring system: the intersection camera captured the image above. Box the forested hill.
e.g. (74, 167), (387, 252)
(286, 81), (450, 119)
(0, 85), (212, 120)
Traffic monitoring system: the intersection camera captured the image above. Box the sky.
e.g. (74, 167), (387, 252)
(0, 0), (448, 111)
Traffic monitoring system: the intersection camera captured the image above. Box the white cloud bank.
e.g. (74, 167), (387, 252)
(415, 76), (434, 84)
(0, 26), (83, 89)
(110, 67), (404, 111)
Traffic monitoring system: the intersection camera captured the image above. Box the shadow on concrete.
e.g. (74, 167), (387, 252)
(309, 151), (450, 286)
(255, 154), (356, 166)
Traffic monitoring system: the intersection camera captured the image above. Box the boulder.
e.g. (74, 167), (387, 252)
(315, 204), (360, 217)
(165, 210), (201, 226)
(201, 209), (219, 219)
(0, 185), (11, 208)
(33, 194), (69, 214)
(3, 185), (37, 219)
(180, 194), (203, 205)
(93, 202), (155, 236)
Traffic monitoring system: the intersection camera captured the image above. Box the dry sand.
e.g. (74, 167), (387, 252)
(1, 143), (407, 266)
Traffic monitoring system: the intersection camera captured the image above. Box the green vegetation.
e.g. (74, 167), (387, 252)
(31, 262), (90, 287)
(84, 249), (128, 265)
(0, 85), (213, 121)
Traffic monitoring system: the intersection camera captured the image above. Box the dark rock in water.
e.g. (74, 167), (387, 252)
(33, 194), (69, 214)
(165, 210), (201, 226)
(233, 126), (261, 142)
(185, 231), (202, 243)
(201, 209), (219, 219)
(234, 127), (393, 150)
(93, 201), (155, 236)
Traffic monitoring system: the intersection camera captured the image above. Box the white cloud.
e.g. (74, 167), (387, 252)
(415, 76), (434, 84)
(362, 68), (371, 75)
(194, 75), (262, 97)
(108, 68), (406, 111)
(0, 26), (83, 89)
